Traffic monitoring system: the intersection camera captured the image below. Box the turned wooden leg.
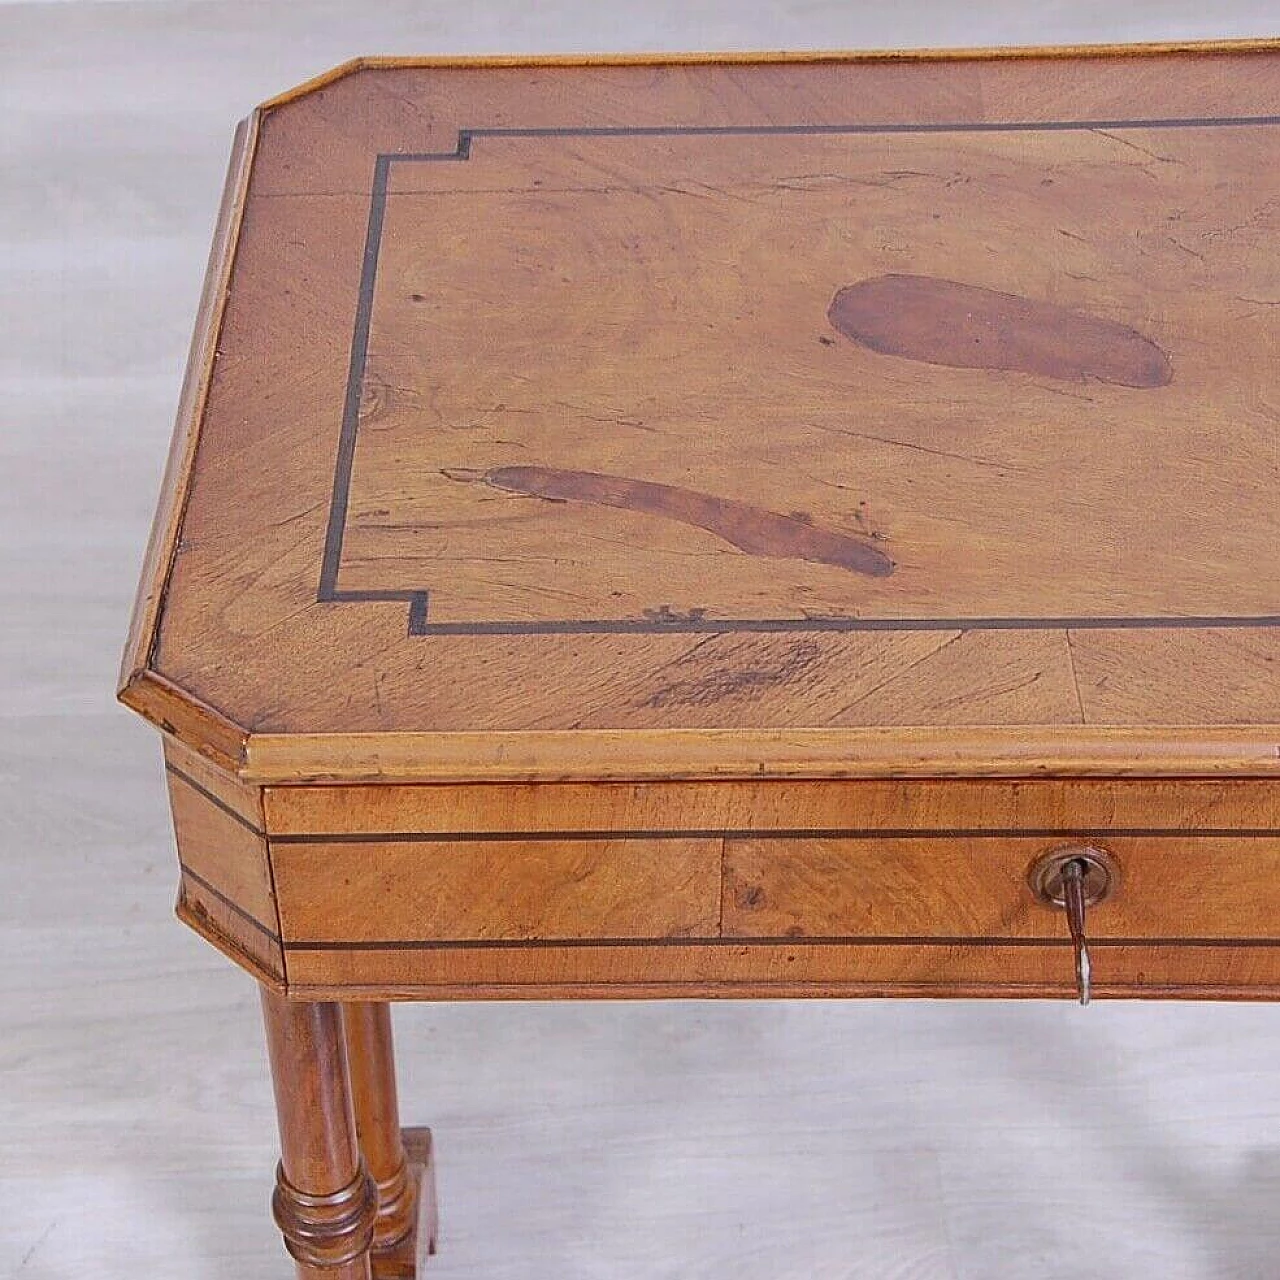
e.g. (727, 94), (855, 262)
(261, 988), (379, 1279)
(344, 1003), (438, 1277)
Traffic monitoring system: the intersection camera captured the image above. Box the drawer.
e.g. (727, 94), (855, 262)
(269, 826), (1280, 1000)
(240, 776), (1280, 997)
(271, 836), (722, 944)
(272, 829), (1280, 950)
(273, 829), (1280, 949)
(723, 835), (1280, 941)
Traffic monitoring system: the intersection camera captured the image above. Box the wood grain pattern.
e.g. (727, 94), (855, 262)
(159, 763), (1280, 998)
(25, 19), (1280, 1280)
(120, 669), (248, 776)
(384, 1128), (439, 1279)
(474, 465), (896, 578)
(722, 835), (1280, 940)
(281, 938), (1280, 1001)
(255, 785), (1280, 999)
(117, 43), (1280, 783)
(166, 736), (264, 828)
(254, 42), (1280, 113)
(403, 1129), (439, 1273)
(177, 872), (285, 988)
(117, 111), (260, 694)
(262, 776), (1280, 835)
(242, 725), (1280, 784)
(272, 838), (721, 944)
(167, 769), (275, 926)
(162, 735), (283, 986)
(119, 48), (1280, 1017)
(333, 122), (1278, 628)
(136, 756), (1280, 1000)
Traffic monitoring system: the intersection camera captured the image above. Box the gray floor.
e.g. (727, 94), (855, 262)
(4, 3), (1280, 1277)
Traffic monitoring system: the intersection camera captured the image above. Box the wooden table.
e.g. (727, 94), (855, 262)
(120, 41), (1280, 1277)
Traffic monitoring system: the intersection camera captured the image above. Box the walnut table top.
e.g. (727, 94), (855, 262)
(121, 42), (1280, 1007)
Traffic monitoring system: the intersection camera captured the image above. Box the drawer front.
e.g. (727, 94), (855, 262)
(723, 835), (1280, 941)
(259, 777), (1280, 998)
(285, 941), (1280, 1001)
(271, 828), (1280, 999)
(271, 829), (1280, 947)
(272, 837), (721, 944)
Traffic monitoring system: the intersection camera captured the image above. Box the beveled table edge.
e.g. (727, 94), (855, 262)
(236, 726), (1280, 784)
(261, 38), (1280, 110)
(118, 665), (1280, 782)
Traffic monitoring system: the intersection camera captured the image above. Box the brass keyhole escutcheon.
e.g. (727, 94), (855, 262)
(1028, 845), (1119, 1006)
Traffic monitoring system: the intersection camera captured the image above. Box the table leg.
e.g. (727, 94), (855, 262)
(261, 988), (379, 1279)
(344, 1002), (438, 1277)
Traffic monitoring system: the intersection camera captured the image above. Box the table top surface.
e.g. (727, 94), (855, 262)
(120, 42), (1280, 784)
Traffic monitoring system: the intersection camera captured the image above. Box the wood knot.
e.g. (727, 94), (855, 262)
(272, 1158), (378, 1268)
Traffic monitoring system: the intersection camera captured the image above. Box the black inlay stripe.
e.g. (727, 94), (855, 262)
(287, 980), (1276, 998)
(320, 113), (1280, 637)
(389, 115), (1280, 162)
(180, 864), (282, 944)
(166, 764), (265, 837)
(463, 116), (1280, 136)
(282, 934), (1280, 953)
(270, 826), (1280, 845)
(288, 983), (1258, 996)
(318, 152), (392, 602)
(384, 615), (1280, 636)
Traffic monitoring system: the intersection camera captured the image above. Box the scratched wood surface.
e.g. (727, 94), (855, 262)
(117, 44), (1280, 782)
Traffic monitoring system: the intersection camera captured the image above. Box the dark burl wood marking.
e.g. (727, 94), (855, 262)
(828, 274), (1172, 388)
(479, 466), (894, 578)
(641, 639), (823, 709)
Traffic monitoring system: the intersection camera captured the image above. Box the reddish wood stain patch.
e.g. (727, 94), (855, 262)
(480, 466), (894, 578)
(828, 274), (1172, 388)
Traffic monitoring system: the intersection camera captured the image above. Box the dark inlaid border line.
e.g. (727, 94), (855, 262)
(319, 114), (1280, 637)
(282, 934), (1280, 952)
(270, 825), (1280, 844)
(174, 860), (1280, 955)
(166, 764), (265, 837)
(405, 614), (1280, 636)
(171, 867), (1280, 956)
(180, 863), (280, 944)
(395, 115), (1280, 164)
(163, 764), (1280, 844)
(319, 155), (397, 601)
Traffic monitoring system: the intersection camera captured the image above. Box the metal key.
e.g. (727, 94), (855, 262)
(1059, 857), (1092, 1005)
(1028, 845), (1118, 1006)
